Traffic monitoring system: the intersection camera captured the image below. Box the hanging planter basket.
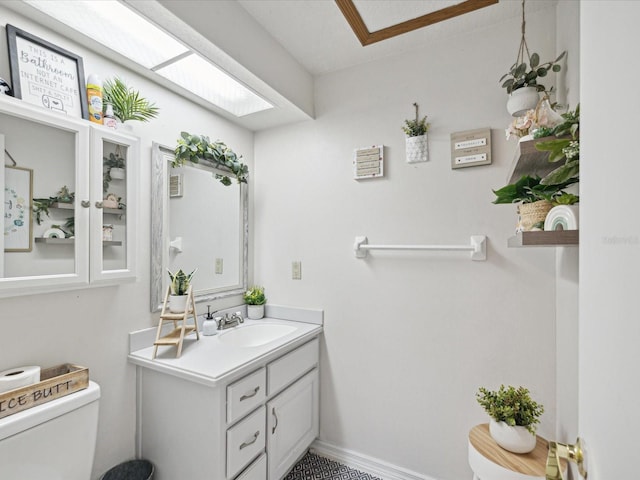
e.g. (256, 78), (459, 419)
(507, 86), (540, 117)
(405, 134), (428, 164)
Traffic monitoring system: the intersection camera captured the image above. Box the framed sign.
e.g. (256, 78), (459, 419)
(6, 24), (88, 119)
(4, 166), (33, 252)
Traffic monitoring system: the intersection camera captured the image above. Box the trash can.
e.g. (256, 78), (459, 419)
(100, 459), (154, 480)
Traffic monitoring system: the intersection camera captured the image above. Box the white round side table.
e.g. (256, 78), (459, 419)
(468, 424), (566, 480)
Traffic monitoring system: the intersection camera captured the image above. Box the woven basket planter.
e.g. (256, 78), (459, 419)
(517, 200), (553, 232)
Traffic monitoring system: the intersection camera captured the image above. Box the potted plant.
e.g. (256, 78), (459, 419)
(492, 174), (577, 232)
(103, 152), (126, 192)
(534, 104), (580, 186)
(476, 385), (544, 453)
(174, 132), (249, 186)
(244, 286), (266, 320)
(402, 103), (430, 164)
(33, 185), (75, 225)
(167, 268), (196, 313)
(102, 76), (159, 126)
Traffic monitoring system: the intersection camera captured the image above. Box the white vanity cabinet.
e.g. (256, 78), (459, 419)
(0, 96), (138, 297)
(136, 336), (320, 480)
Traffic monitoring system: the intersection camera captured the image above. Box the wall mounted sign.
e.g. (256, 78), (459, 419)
(353, 145), (384, 180)
(4, 166), (33, 252)
(6, 24), (88, 119)
(450, 128), (492, 169)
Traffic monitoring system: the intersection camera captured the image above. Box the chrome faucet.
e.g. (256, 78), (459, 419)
(216, 311), (245, 330)
(546, 438), (587, 480)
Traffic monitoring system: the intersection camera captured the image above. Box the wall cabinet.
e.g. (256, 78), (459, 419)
(137, 337), (320, 480)
(0, 96), (138, 297)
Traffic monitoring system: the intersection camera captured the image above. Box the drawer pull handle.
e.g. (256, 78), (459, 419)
(272, 407), (278, 434)
(239, 431), (260, 450)
(240, 386), (260, 401)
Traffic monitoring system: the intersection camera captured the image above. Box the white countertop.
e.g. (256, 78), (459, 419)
(128, 316), (322, 388)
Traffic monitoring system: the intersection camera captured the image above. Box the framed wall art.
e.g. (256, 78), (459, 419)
(4, 165), (33, 252)
(6, 24), (88, 119)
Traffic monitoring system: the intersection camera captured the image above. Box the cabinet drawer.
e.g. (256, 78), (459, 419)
(267, 337), (319, 396)
(227, 368), (266, 424)
(235, 453), (266, 480)
(226, 406), (266, 479)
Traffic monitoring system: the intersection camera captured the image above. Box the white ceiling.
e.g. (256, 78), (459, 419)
(237, 0), (558, 76)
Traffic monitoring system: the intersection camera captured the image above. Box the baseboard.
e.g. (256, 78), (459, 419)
(310, 440), (440, 480)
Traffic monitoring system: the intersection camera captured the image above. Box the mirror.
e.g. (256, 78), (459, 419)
(150, 143), (248, 312)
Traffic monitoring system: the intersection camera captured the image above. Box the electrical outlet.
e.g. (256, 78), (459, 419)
(292, 261), (302, 280)
(215, 258), (223, 274)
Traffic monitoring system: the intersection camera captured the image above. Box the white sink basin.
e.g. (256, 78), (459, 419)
(218, 324), (297, 347)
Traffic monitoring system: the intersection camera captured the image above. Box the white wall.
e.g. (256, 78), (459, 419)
(0, 7), (254, 478)
(580, 2), (640, 477)
(254, 6), (563, 480)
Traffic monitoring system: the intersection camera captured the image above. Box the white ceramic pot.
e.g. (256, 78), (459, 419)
(507, 86), (540, 117)
(110, 167), (125, 179)
(405, 134), (428, 164)
(247, 304), (265, 320)
(489, 419), (537, 453)
(168, 294), (188, 313)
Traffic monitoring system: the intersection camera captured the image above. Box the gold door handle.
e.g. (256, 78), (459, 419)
(546, 437), (587, 480)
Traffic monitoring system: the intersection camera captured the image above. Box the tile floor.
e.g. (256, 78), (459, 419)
(284, 452), (383, 480)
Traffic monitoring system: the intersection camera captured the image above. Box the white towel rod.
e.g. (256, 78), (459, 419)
(354, 235), (487, 261)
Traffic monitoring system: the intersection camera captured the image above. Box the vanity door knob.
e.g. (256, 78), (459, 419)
(81, 200), (90, 208)
(272, 407), (278, 434)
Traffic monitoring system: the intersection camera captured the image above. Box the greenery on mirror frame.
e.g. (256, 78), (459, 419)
(534, 104), (580, 185)
(476, 385), (544, 435)
(167, 268), (197, 296)
(492, 174), (577, 205)
(244, 286), (266, 305)
(402, 102), (430, 137)
(103, 152), (126, 193)
(33, 186), (75, 225)
(102, 76), (159, 123)
(500, 51), (566, 94)
(174, 132), (249, 186)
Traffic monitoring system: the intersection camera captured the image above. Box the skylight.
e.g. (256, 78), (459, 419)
(24, 0), (274, 117)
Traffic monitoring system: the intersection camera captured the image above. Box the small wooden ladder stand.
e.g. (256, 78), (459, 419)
(153, 285), (200, 358)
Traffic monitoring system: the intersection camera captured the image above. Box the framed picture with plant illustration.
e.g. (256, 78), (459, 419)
(6, 24), (88, 119)
(4, 165), (33, 252)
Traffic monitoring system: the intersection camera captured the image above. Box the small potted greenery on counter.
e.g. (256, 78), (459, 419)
(244, 286), (267, 320)
(476, 384), (544, 453)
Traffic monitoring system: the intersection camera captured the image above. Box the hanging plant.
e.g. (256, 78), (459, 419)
(174, 132), (248, 186)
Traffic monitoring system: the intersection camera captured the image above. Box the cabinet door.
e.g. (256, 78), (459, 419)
(89, 127), (138, 283)
(267, 368), (319, 480)
(0, 98), (91, 296)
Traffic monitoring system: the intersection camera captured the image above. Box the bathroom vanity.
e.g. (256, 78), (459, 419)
(128, 309), (322, 480)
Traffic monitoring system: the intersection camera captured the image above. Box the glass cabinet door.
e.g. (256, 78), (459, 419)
(90, 128), (138, 284)
(0, 98), (90, 296)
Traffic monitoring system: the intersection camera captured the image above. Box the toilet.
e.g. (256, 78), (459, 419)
(0, 381), (100, 479)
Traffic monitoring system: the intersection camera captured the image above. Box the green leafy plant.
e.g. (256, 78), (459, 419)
(103, 152), (126, 192)
(500, 51), (566, 94)
(553, 193), (579, 206)
(167, 268), (197, 296)
(535, 104), (580, 185)
(33, 186), (75, 225)
(476, 385), (544, 434)
(492, 175), (577, 204)
(102, 76), (159, 122)
(402, 102), (430, 137)
(174, 132), (248, 186)
(244, 286), (266, 305)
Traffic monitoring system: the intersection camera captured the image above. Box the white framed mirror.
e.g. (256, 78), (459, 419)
(150, 142), (248, 312)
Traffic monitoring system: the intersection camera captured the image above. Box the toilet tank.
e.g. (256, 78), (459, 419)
(0, 380), (100, 480)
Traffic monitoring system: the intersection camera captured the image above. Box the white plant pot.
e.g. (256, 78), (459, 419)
(489, 419), (537, 454)
(405, 134), (428, 164)
(247, 304), (265, 320)
(168, 294), (188, 313)
(507, 86), (540, 117)
(110, 167), (125, 179)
